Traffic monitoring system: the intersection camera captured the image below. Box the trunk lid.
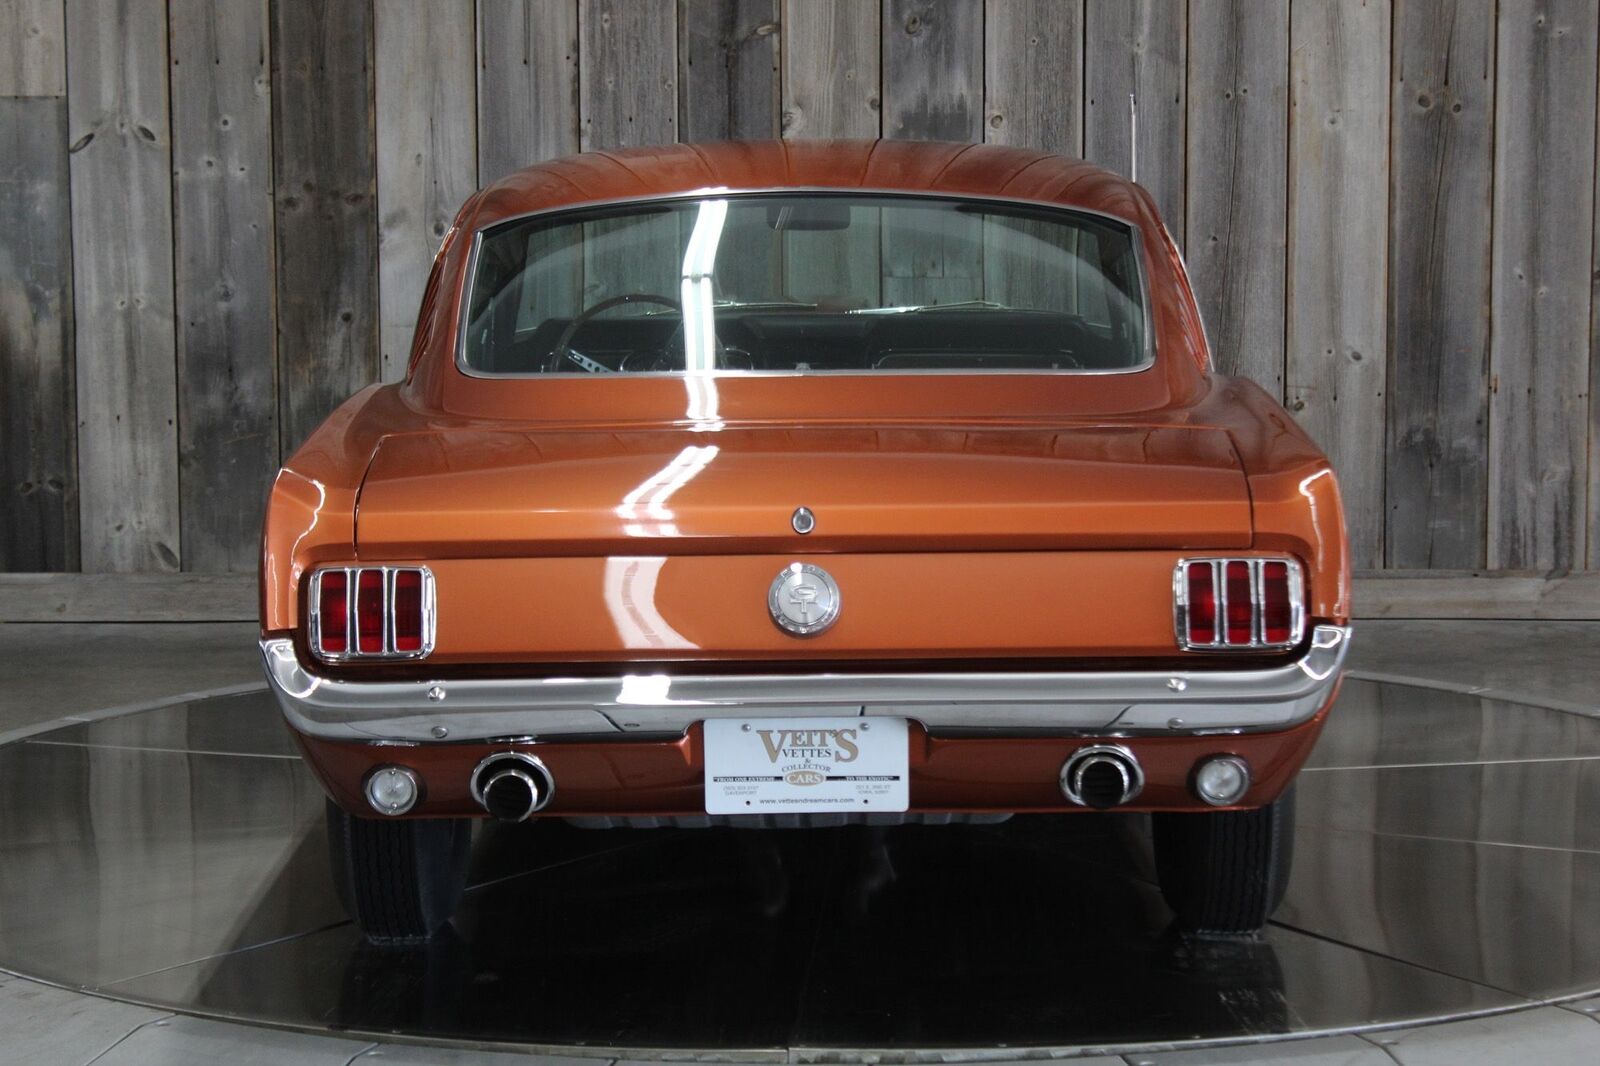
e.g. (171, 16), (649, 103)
(355, 423), (1251, 558)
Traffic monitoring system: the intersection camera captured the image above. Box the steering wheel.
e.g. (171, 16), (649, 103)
(546, 293), (681, 374)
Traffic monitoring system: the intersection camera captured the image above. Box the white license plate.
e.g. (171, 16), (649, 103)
(703, 717), (909, 815)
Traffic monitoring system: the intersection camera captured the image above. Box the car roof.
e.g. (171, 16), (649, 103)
(467, 140), (1152, 232)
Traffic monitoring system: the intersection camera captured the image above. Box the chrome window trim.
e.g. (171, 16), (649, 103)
(307, 566), (436, 664)
(260, 623), (1349, 745)
(1173, 556), (1306, 652)
(452, 188), (1158, 380)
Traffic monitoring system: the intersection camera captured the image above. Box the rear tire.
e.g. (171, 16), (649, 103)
(1152, 786), (1295, 935)
(326, 798), (471, 943)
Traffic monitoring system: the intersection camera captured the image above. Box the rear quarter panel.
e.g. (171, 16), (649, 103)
(1192, 374), (1351, 625)
(260, 384), (417, 633)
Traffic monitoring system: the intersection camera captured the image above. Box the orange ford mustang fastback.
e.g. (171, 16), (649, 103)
(260, 140), (1350, 943)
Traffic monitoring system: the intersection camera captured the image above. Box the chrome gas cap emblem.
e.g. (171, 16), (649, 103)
(791, 506), (815, 534)
(768, 562), (841, 637)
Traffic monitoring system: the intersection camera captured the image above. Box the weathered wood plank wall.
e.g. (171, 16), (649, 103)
(4, 0), (1600, 577)
(479, 0), (580, 183)
(1490, 0), (1596, 570)
(374, 0), (477, 383)
(170, 0), (278, 573)
(1185, 0), (1287, 396)
(0, 96), (76, 570)
(1085, 0), (1187, 245)
(679, 0), (778, 142)
(984, 0), (1083, 156)
(1386, 0), (1493, 570)
(1287, 0), (1391, 570)
(64, 0), (180, 573)
(0, 0), (65, 97)
(271, 0), (380, 457)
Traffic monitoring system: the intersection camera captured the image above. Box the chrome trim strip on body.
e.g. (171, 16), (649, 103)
(260, 624), (1350, 745)
(453, 188), (1157, 380)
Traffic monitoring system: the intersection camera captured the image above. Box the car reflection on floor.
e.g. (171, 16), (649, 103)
(0, 680), (1587, 1052)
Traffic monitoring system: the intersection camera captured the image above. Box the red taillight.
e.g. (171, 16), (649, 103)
(355, 569), (385, 654)
(317, 570), (348, 654)
(1178, 557), (1303, 650)
(1224, 561), (1253, 645)
(1185, 562), (1216, 644)
(1262, 561), (1292, 644)
(312, 566), (431, 661)
(393, 570), (424, 652)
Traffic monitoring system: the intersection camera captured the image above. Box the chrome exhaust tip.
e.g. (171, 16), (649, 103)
(1060, 745), (1145, 809)
(470, 753), (554, 822)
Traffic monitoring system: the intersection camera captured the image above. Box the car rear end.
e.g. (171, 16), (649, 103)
(259, 168), (1349, 939)
(262, 189), (1348, 826)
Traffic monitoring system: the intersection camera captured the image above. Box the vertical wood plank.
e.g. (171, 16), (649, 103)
(1595, 121), (1600, 571)
(169, 0), (277, 573)
(780, 1), (882, 306)
(881, 0), (982, 310)
(0, 0), (66, 96)
(579, 0), (677, 150)
(1185, 0), (1288, 396)
(678, 0), (780, 141)
(882, 200), (985, 305)
(781, 208), (882, 308)
(577, 1), (678, 303)
(375, 0), (478, 382)
(271, 0), (378, 455)
(882, 0), (983, 142)
(979, 0), (1073, 316)
(65, 0), (179, 572)
(0, 99), (77, 571)
(478, 0), (580, 183)
(780, 0), (880, 139)
(984, 0), (1084, 155)
(877, 0), (977, 311)
(581, 211), (685, 307)
(1085, 0), (1187, 239)
(1386, 0), (1494, 569)
(1287, 0), (1391, 570)
(982, 1), (1083, 316)
(1490, 1), (1595, 569)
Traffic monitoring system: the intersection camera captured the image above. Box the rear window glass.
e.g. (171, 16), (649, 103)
(461, 194), (1149, 375)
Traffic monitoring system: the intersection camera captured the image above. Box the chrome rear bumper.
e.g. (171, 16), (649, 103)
(261, 625), (1349, 744)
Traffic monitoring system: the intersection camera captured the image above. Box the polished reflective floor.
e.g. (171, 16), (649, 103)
(0, 678), (1594, 1054)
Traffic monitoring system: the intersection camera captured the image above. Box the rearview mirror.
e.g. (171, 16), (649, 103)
(766, 201), (852, 231)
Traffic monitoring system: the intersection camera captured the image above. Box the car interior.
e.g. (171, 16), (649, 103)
(477, 304), (1136, 374)
(462, 195), (1149, 375)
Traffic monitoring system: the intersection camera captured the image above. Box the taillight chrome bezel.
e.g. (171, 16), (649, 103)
(308, 566), (436, 662)
(1173, 557), (1305, 652)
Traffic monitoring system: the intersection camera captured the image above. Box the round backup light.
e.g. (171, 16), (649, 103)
(1193, 756), (1251, 807)
(365, 766), (421, 816)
